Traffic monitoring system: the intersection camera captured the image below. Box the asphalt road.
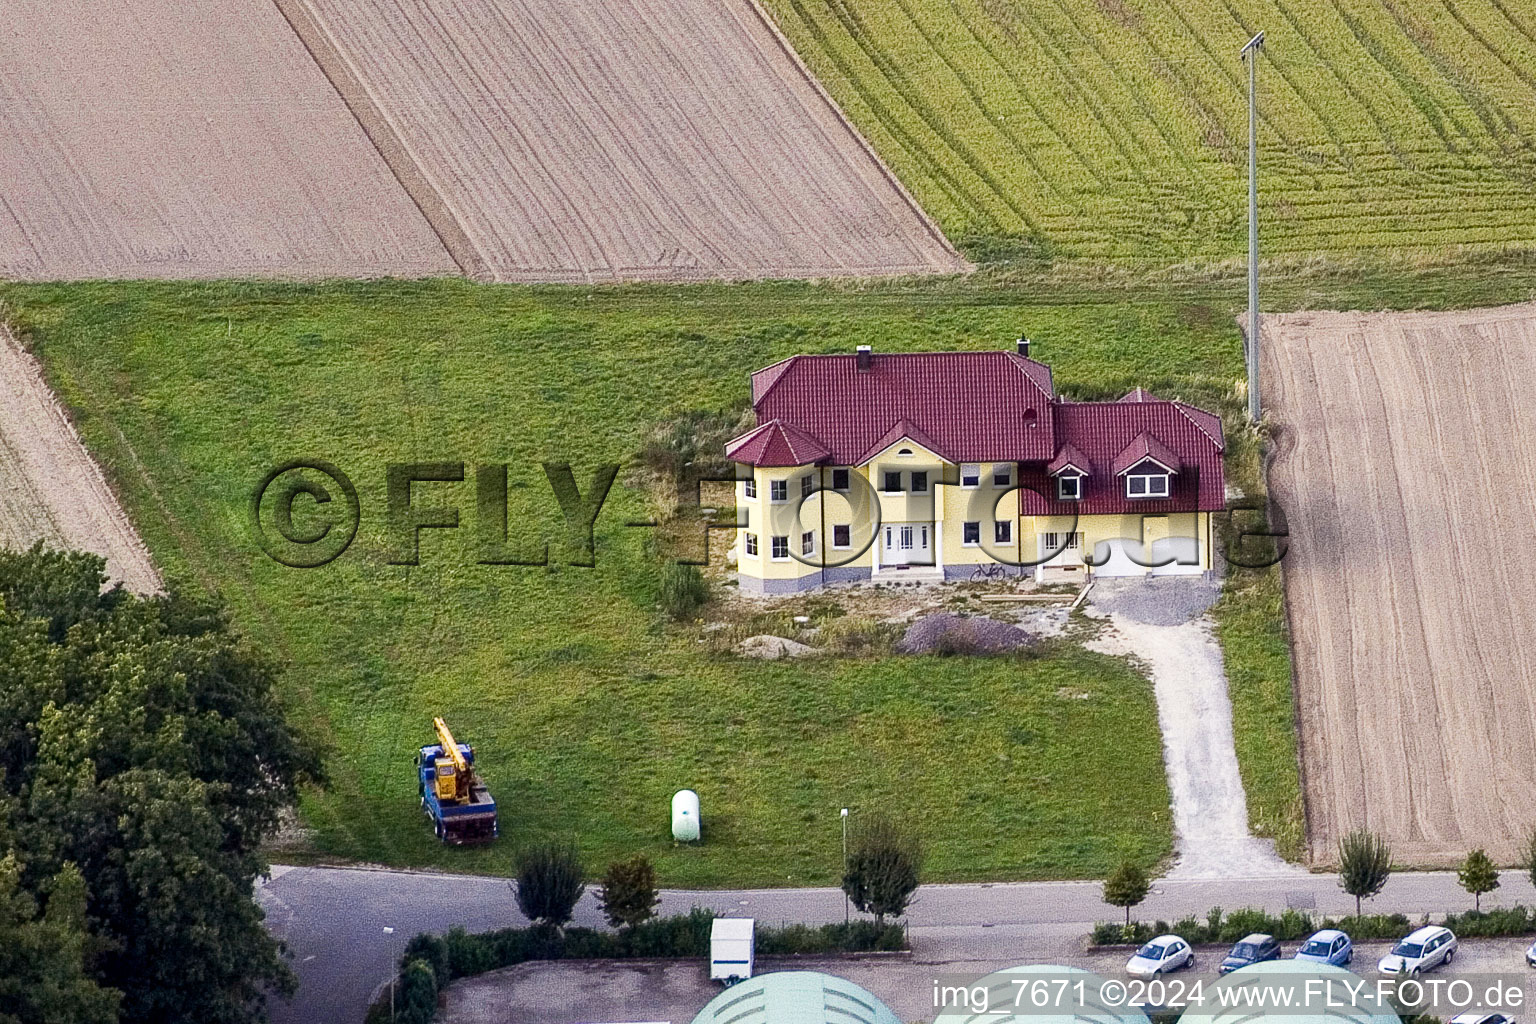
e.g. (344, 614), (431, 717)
(256, 866), (1536, 1024)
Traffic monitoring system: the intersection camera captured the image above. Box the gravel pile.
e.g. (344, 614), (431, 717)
(893, 614), (1033, 655)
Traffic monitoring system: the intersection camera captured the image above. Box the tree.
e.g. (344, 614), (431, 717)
(0, 852), (119, 1024)
(1459, 849), (1500, 910)
(513, 842), (586, 930)
(1523, 826), (1536, 891)
(1338, 829), (1392, 917)
(598, 855), (661, 929)
(0, 545), (322, 1024)
(841, 816), (921, 925)
(1102, 860), (1151, 929)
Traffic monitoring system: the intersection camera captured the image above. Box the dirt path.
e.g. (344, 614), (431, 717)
(1087, 583), (1298, 879)
(1263, 304), (1536, 866)
(0, 325), (160, 593)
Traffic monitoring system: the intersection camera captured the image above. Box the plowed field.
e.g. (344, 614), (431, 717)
(0, 0), (456, 280)
(289, 0), (965, 281)
(1263, 305), (1536, 865)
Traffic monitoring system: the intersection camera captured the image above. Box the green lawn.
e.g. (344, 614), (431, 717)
(0, 276), (1274, 886)
(11, 269), (1536, 883)
(762, 0), (1536, 265)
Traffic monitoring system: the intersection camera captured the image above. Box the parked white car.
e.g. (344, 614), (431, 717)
(1450, 1014), (1515, 1024)
(1126, 935), (1194, 976)
(1526, 939), (1536, 968)
(1378, 925), (1457, 975)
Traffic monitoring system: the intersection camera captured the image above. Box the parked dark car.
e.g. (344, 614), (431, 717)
(1218, 933), (1282, 975)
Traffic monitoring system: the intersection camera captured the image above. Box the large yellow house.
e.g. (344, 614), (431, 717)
(725, 341), (1225, 594)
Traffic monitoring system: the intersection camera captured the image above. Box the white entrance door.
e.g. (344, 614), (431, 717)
(881, 523), (932, 566)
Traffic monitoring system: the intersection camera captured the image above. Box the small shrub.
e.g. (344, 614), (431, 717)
(402, 932), (449, 983)
(396, 959), (439, 1024)
(658, 561), (708, 620)
(818, 616), (897, 656)
(842, 816), (922, 924)
(513, 842), (586, 929)
(598, 855), (662, 930)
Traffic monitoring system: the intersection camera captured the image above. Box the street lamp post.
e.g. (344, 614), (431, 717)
(840, 808), (850, 924)
(1241, 30), (1264, 425)
(384, 926), (397, 1021)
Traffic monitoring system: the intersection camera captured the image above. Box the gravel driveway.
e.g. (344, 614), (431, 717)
(1087, 580), (1297, 879)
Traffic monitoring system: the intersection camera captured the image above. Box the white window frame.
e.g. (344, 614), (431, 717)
(800, 474), (814, 499)
(993, 464), (1013, 487)
(769, 479), (788, 503)
(743, 532), (758, 557)
(1057, 474), (1082, 500)
(801, 530), (815, 556)
(1126, 473), (1170, 499)
(881, 470), (903, 494)
(743, 477), (756, 499)
(910, 470), (928, 494)
(962, 521), (980, 547)
(960, 463), (980, 489)
(994, 520), (1013, 544)
(832, 524), (851, 549)
(770, 535), (790, 561)
(831, 468), (850, 492)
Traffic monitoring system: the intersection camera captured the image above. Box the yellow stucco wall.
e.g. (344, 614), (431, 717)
(734, 456), (1212, 588)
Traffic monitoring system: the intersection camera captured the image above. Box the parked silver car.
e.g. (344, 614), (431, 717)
(1378, 925), (1457, 975)
(1126, 935), (1195, 977)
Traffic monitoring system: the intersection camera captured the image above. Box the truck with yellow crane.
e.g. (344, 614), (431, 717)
(416, 717), (498, 844)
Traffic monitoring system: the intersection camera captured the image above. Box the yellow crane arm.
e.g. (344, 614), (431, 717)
(434, 717), (470, 777)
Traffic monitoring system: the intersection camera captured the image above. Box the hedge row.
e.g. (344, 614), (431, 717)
(1091, 908), (1415, 947)
(368, 909), (906, 1024)
(1093, 905), (1536, 948)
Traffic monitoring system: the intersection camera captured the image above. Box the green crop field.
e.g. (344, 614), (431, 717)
(763, 0), (1536, 265)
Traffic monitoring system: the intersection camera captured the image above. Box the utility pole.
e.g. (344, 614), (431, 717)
(1242, 30), (1264, 425)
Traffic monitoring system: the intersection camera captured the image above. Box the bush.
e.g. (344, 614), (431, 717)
(599, 855), (661, 929)
(817, 616), (898, 656)
(1090, 907), (1417, 947)
(381, 908), (907, 1022)
(842, 816), (922, 924)
(658, 561), (709, 620)
(513, 842), (586, 928)
(1441, 906), (1536, 937)
(396, 959), (439, 1024)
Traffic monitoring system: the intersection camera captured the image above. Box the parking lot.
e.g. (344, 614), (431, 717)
(439, 937), (1536, 1024)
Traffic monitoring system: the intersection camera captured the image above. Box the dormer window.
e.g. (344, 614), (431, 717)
(1126, 472), (1170, 498)
(1057, 474), (1082, 500)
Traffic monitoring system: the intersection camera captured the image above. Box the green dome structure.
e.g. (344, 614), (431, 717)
(689, 970), (901, 1024)
(1178, 960), (1399, 1024)
(932, 964), (1151, 1024)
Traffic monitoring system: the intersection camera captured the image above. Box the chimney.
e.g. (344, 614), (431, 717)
(1016, 335), (1031, 358)
(856, 344), (872, 372)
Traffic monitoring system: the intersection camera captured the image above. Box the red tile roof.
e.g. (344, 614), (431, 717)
(1110, 432), (1180, 476)
(1021, 400), (1225, 516)
(724, 419), (832, 468)
(749, 350), (1055, 465)
(734, 349), (1225, 516)
(1047, 442), (1092, 476)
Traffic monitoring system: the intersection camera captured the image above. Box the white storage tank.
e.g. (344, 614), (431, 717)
(672, 789), (701, 842)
